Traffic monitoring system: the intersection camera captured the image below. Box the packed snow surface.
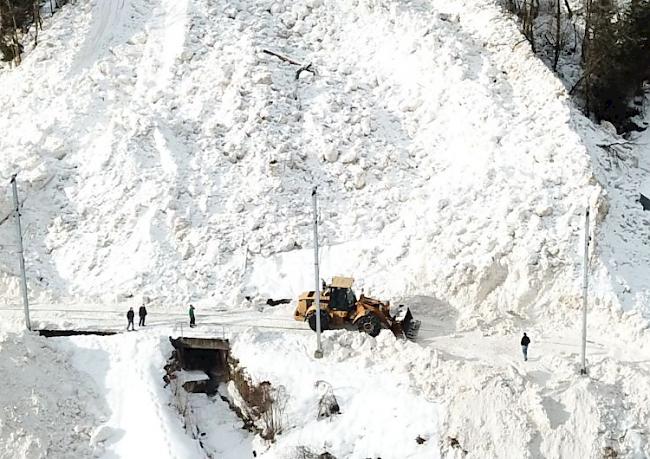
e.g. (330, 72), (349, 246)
(50, 333), (203, 459)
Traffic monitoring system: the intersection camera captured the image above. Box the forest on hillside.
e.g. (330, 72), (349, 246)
(505, 0), (649, 132)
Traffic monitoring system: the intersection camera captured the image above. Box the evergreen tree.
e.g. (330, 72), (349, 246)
(622, 0), (650, 84)
(582, 0), (620, 124)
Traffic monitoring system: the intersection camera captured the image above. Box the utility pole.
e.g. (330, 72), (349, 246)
(10, 174), (31, 331)
(580, 206), (590, 375)
(312, 187), (323, 358)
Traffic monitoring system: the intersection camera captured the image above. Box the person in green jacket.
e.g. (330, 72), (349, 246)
(189, 304), (196, 328)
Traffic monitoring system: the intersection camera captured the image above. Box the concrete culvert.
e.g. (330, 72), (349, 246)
(167, 337), (230, 394)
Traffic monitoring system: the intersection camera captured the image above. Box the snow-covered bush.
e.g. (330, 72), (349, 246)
(290, 447), (337, 459)
(315, 380), (340, 420)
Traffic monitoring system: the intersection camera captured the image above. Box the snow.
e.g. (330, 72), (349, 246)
(421, 328), (650, 459)
(641, 179), (650, 198)
(0, 309), (649, 458)
(177, 370), (209, 384)
(183, 392), (253, 458)
(0, 0), (634, 327)
(49, 333), (204, 459)
(0, 0), (649, 457)
(229, 329), (440, 458)
(0, 331), (103, 459)
(0, 325), (442, 459)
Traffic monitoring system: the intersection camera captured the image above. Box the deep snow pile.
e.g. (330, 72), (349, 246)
(229, 327), (650, 458)
(1, 323), (649, 459)
(0, 332), (103, 458)
(9, 327), (440, 459)
(2, 0), (646, 326)
(229, 329), (440, 458)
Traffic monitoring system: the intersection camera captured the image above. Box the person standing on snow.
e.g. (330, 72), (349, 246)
(126, 307), (135, 331)
(138, 304), (147, 327)
(521, 332), (531, 361)
(189, 304), (196, 328)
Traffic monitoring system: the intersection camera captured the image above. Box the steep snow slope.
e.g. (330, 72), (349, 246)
(589, 95), (650, 317)
(0, 0), (646, 327)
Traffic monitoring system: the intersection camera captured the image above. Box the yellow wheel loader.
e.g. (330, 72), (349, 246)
(294, 276), (420, 340)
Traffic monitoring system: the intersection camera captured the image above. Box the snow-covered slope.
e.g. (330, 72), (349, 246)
(0, 331), (104, 458)
(0, 0), (647, 328)
(2, 4), (650, 457)
(7, 322), (647, 459)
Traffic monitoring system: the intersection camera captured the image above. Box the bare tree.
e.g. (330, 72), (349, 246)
(504, 0), (541, 52)
(563, 0), (573, 18)
(581, 0), (618, 116)
(32, 0), (40, 46)
(0, 0), (44, 63)
(552, 0), (562, 70)
(3, 0), (22, 64)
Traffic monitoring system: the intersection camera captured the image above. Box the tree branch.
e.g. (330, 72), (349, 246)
(262, 49), (316, 80)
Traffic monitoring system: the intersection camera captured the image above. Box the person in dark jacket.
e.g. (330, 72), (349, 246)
(126, 307), (135, 331)
(138, 304), (147, 327)
(521, 333), (531, 361)
(189, 304), (196, 328)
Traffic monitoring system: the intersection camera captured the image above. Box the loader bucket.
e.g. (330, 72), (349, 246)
(392, 305), (421, 340)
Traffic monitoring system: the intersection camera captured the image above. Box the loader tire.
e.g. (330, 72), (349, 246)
(357, 314), (381, 337)
(308, 310), (329, 332)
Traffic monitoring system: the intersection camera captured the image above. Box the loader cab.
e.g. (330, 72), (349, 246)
(329, 287), (357, 311)
(327, 276), (357, 312)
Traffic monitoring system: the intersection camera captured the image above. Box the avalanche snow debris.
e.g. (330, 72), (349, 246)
(0, 0), (650, 457)
(0, 332), (103, 459)
(2, 0), (643, 324)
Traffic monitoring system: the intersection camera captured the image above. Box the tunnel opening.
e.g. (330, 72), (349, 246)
(166, 337), (230, 394)
(164, 336), (260, 456)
